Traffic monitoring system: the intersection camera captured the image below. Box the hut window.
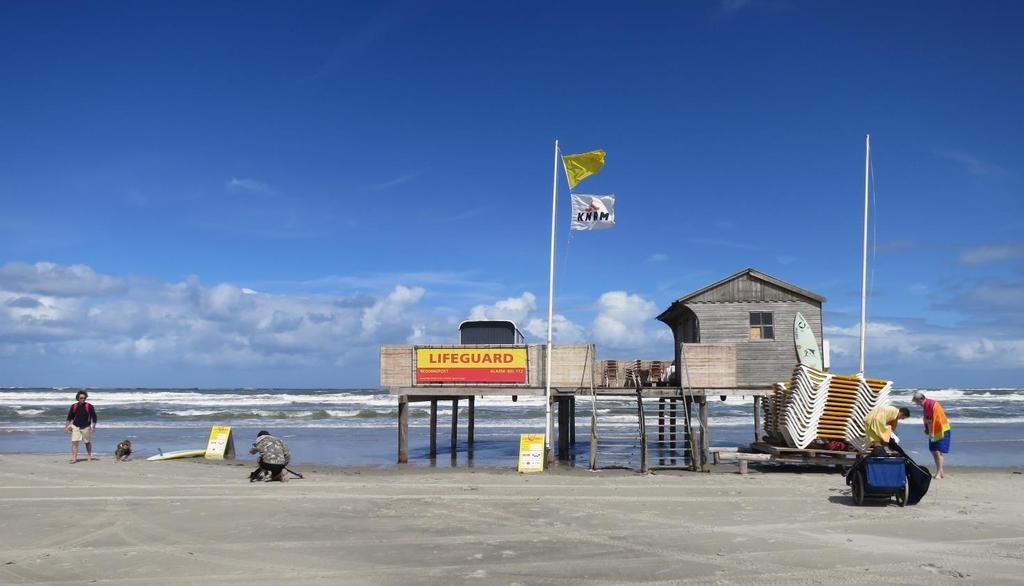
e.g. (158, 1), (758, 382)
(749, 312), (774, 340)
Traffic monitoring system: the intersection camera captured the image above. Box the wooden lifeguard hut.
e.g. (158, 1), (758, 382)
(657, 267), (825, 388)
(655, 267), (827, 469)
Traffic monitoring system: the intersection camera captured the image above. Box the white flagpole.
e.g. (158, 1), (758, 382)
(859, 133), (870, 375)
(545, 139), (559, 463)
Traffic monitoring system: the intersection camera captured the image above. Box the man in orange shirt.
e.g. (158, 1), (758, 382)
(912, 391), (951, 479)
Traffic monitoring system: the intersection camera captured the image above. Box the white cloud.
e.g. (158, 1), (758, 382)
(524, 314), (586, 344)
(959, 243), (1024, 265)
(361, 285), (425, 335)
(12, 263), (1019, 386)
(468, 292), (537, 325)
(941, 279), (1024, 322)
(933, 149), (1008, 177)
(367, 173), (418, 191)
(468, 292), (588, 344)
(0, 262), (439, 379)
(647, 253), (669, 263)
(226, 177), (272, 194)
(591, 291), (669, 351)
(133, 337), (157, 356)
(202, 283), (252, 321)
(0, 261), (123, 297)
(288, 271), (498, 293)
(824, 320), (1024, 369)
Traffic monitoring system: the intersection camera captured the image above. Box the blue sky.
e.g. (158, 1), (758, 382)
(1, 1), (1021, 388)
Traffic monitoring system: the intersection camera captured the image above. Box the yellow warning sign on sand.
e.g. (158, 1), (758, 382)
(205, 426), (236, 460)
(517, 434), (545, 473)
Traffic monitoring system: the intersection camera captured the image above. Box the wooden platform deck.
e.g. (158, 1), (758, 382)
(388, 385), (772, 398)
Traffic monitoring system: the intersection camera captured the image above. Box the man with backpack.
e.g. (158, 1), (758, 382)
(64, 391), (97, 463)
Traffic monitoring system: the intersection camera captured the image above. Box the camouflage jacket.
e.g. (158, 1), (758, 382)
(251, 435), (290, 465)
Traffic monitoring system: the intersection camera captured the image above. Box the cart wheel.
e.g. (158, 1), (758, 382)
(895, 479), (909, 507)
(852, 472), (865, 506)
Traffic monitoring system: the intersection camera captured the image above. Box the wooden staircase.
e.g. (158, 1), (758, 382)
(589, 388), (697, 472)
(644, 396), (696, 471)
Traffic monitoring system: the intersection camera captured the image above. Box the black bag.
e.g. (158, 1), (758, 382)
(889, 442), (932, 505)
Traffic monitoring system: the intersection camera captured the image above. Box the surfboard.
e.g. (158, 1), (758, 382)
(793, 312), (823, 371)
(146, 449), (207, 461)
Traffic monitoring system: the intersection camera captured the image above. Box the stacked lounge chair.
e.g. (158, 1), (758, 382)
(764, 366), (891, 450)
(817, 374), (861, 443)
(762, 381), (791, 445)
(780, 365), (832, 449)
(844, 376), (892, 448)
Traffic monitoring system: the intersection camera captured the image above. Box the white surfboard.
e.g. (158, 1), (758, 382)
(146, 449), (207, 461)
(793, 312), (823, 371)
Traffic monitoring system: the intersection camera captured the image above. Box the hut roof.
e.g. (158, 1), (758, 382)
(657, 268), (825, 322)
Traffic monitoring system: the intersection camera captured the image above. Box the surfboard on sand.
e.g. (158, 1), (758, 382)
(146, 449), (207, 461)
(793, 312), (823, 370)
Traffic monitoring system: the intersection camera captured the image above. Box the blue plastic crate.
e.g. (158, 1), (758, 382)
(865, 458), (906, 490)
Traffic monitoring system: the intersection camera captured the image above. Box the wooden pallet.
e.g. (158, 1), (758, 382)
(751, 442), (859, 467)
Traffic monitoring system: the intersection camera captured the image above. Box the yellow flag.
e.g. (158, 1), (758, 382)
(561, 149), (606, 190)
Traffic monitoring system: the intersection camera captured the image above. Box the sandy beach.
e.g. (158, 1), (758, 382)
(1, 455), (1022, 585)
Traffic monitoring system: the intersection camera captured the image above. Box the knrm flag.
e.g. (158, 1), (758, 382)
(561, 149), (606, 189)
(570, 194), (615, 231)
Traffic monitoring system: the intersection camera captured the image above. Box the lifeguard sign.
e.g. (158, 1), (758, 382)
(415, 346), (528, 384)
(204, 425), (236, 460)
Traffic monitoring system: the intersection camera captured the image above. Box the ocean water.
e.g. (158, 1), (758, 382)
(2, 387), (1022, 469)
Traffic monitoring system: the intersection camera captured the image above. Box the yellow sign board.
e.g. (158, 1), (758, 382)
(205, 425), (236, 460)
(517, 433), (545, 473)
(416, 347), (528, 384)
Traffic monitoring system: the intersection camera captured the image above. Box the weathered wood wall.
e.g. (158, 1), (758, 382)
(675, 301), (822, 387)
(547, 344), (598, 387)
(380, 345), (414, 388)
(677, 344), (737, 388)
(660, 273), (824, 388)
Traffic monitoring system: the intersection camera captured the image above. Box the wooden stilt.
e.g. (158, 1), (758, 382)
(685, 397), (698, 471)
(589, 396), (598, 470)
(429, 399), (438, 458)
(557, 397), (570, 460)
(468, 395), (475, 446)
(699, 397), (710, 472)
(753, 395), (762, 444)
(450, 398), (458, 458)
(398, 395), (409, 464)
(569, 397), (576, 446)
(637, 390), (648, 474)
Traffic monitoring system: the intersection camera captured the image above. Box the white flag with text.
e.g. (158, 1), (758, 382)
(570, 194), (615, 231)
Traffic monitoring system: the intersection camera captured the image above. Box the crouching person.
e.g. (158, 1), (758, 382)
(250, 430), (291, 482)
(864, 405), (910, 454)
(114, 439), (132, 462)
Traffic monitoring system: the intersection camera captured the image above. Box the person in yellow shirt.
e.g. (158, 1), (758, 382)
(864, 405), (910, 448)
